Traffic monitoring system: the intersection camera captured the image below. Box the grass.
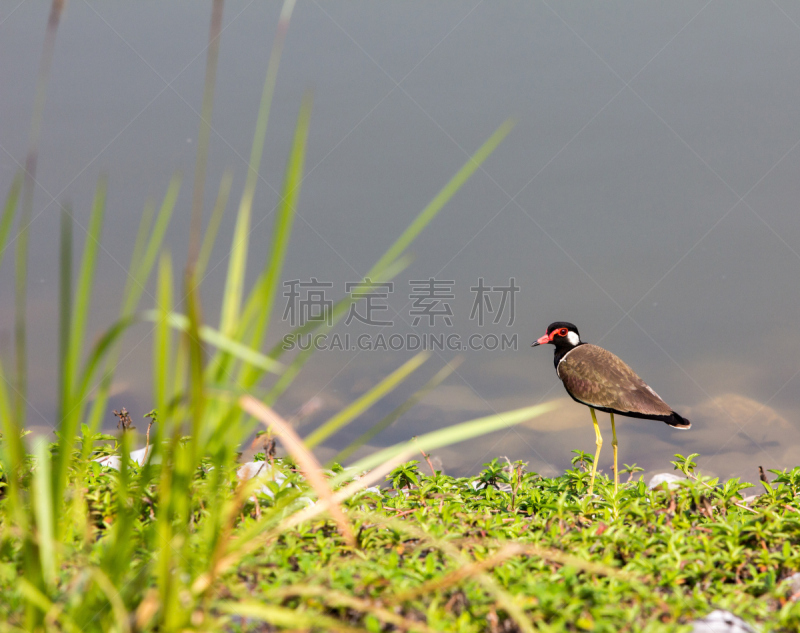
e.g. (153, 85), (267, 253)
(218, 458), (800, 633)
(4, 446), (800, 631)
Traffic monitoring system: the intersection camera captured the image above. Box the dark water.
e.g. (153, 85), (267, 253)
(3, 1), (800, 484)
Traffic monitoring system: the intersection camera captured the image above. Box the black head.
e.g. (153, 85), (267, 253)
(531, 322), (581, 349)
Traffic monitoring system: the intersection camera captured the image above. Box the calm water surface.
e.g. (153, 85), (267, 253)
(2, 1), (800, 483)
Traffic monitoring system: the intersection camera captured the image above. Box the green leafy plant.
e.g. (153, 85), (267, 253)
(388, 460), (422, 490)
(619, 462), (645, 482)
(571, 449), (594, 472)
(671, 452), (699, 476)
(475, 458), (511, 490)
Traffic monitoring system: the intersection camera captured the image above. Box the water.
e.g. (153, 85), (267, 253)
(2, 1), (800, 485)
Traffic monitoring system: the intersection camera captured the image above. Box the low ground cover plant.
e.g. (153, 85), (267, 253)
(4, 444), (800, 631)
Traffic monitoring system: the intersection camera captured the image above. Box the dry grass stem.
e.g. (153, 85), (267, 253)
(240, 395), (356, 546)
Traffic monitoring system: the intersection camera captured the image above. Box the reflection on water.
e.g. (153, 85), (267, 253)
(3, 2), (800, 483)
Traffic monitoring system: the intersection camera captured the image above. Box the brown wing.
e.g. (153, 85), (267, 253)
(558, 344), (674, 417)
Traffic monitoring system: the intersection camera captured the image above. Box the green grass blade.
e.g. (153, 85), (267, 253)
(64, 177), (106, 402)
(171, 337), (189, 424)
(185, 270), (206, 450)
(221, 92), (312, 391)
(142, 310), (283, 374)
(0, 359), (17, 454)
(245, 91), (312, 352)
(126, 174), (181, 316)
(332, 357), (463, 465)
(219, 0), (297, 337)
(57, 206), (72, 423)
(54, 177), (106, 527)
(368, 118), (514, 279)
(154, 254), (174, 421)
(32, 438), (55, 587)
(82, 174), (180, 449)
(17, 579), (81, 633)
(88, 568), (132, 633)
(129, 198), (155, 284)
(70, 315), (137, 416)
(14, 196), (29, 427)
(218, 185), (252, 338)
(0, 359), (26, 530)
(0, 179), (23, 518)
(0, 173), (22, 276)
(262, 122), (512, 402)
(304, 351), (429, 449)
(15, 0), (64, 440)
(188, 0), (224, 270)
(264, 254), (411, 360)
(264, 256), (411, 403)
(339, 401), (559, 479)
(195, 169), (233, 280)
(219, 601), (363, 632)
(111, 429), (132, 544)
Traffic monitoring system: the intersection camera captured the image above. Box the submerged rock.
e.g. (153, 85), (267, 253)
(647, 473), (685, 490)
(782, 572), (800, 600)
(93, 446), (152, 470)
(236, 461), (314, 506)
(236, 461), (286, 498)
(690, 610), (759, 633)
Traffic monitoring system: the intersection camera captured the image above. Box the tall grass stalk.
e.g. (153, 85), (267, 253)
(187, 0), (225, 271)
(15, 0), (65, 429)
(219, 0), (297, 338)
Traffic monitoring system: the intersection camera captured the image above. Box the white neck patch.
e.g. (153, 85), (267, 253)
(566, 331), (581, 346)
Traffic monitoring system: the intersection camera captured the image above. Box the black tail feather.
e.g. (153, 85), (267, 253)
(589, 405), (692, 428)
(666, 411), (691, 429)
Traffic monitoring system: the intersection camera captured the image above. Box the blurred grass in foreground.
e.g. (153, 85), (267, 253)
(0, 1), (557, 630)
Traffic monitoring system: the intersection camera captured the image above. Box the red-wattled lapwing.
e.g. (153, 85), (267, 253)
(532, 322), (690, 494)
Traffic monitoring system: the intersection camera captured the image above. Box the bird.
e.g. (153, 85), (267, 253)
(532, 321), (690, 495)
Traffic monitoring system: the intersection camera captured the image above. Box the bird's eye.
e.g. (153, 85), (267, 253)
(558, 328), (568, 337)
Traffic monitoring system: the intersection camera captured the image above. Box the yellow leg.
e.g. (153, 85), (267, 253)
(610, 412), (618, 494)
(589, 408), (602, 496)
